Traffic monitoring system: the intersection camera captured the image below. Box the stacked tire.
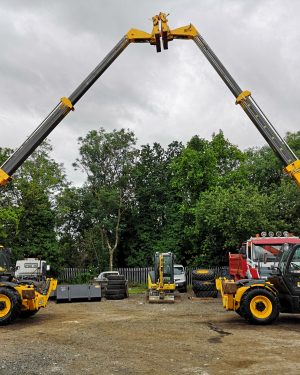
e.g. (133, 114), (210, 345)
(105, 275), (128, 300)
(192, 269), (218, 298)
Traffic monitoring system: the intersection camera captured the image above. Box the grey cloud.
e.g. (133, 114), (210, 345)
(1, 1), (300, 186)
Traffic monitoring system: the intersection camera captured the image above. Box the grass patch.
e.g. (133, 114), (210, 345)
(128, 283), (147, 295)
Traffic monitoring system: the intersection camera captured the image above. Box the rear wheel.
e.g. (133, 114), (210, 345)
(240, 288), (279, 325)
(0, 287), (22, 325)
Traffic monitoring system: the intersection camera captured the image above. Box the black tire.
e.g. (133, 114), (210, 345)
(107, 275), (126, 281)
(235, 308), (244, 317)
(240, 288), (279, 325)
(0, 287), (22, 325)
(20, 309), (40, 318)
(107, 284), (126, 291)
(106, 294), (125, 300)
(194, 290), (218, 298)
(105, 289), (126, 296)
(107, 280), (126, 286)
(192, 280), (216, 291)
(192, 269), (215, 281)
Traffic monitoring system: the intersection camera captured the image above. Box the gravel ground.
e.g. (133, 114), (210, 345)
(1, 292), (300, 375)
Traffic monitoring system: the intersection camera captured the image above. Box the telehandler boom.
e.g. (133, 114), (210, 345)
(0, 13), (299, 187)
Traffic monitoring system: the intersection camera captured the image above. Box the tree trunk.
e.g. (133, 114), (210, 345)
(101, 194), (122, 271)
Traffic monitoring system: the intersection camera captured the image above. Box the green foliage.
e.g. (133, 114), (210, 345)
(0, 141), (66, 271)
(194, 184), (283, 265)
(2, 127), (299, 273)
(128, 284), (147, 294)
(70, 128), (138, 270)
(125, 141), (183, 266)
(0, 207), (21, 244)
(61, 270), (95, 284)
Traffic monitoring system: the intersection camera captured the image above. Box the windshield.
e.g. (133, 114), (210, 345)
(174, 267), (184, 275)
(0, 248), (12, 272)
(252, 244), (285, 263)
(279, 249), (290, 272)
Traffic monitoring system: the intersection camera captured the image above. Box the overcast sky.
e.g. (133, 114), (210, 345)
(1, 1), (300, 185)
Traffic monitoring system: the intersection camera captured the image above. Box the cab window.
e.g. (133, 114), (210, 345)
(288, 248), (300, 273)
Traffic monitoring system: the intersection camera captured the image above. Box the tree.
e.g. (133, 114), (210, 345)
(0, 141), (66, 270)
(194, 184), (284, 265)
(126, 141), (183, 266)
(73, 128), (137, 270)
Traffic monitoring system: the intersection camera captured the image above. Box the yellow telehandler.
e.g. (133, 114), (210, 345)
(0, 246), (57, 325)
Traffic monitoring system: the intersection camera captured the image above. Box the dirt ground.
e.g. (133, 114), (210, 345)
(1, 292), (300, 375)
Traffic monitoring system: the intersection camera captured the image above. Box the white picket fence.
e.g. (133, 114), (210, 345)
(59, 266), (229, 285)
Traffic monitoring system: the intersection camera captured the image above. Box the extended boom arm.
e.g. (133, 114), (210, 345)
(158, 14), (299, 186)
(1, 13), (299, 187)
(192, 31), (300, 185)
(0, 18), (162, 185)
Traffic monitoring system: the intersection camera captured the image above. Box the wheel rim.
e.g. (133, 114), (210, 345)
(0, 294), (12, 318)
(250, 295), (272, 319)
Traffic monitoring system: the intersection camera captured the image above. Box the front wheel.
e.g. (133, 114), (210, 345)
(0, 287), (22, 325)
(240, 288), (279, 325)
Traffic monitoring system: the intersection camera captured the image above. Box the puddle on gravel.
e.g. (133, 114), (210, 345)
(207, 322), (232, 344)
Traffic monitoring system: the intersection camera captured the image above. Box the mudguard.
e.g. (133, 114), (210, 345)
(236, 279), (278, 294)
(0, 280), (18, 288)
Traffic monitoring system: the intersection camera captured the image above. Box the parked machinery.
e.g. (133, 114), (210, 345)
(217, 244), (300, 324)
(0, 247), (57, 325)
(147, 252), (176, 303)
(229, 232), (300, 280)
(15, 257), (50, 282)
